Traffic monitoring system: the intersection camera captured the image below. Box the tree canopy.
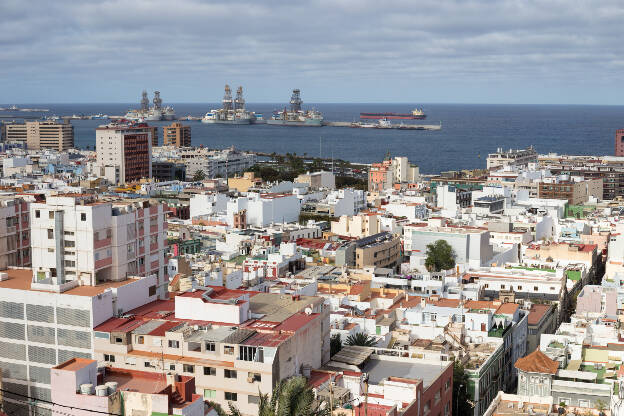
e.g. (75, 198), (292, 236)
(425, 239), (456, 272)
(344, 332), (377, 347)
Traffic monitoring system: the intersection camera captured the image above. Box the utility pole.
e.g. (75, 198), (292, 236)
(329, 379), (334, 414)
(363, 373), (369, 416)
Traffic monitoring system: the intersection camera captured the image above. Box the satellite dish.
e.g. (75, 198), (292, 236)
(304, 307), (312, 315)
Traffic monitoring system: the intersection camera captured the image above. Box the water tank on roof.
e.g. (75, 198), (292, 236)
(95, 385), (108, 397)
(80, 384), (94, 395)
(105, 381), (118, 394)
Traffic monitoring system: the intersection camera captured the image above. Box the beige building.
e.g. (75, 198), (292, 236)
(163, 122), (191, 147)
(2, 122), (27, 144)
(25, 120), (74, 150)
(355, 232), (402, 270)
(93, 288), (329, 416)
(538, 178), (603, 205)
(228, 171), (262, 192)
(331, 213), (380, 238)
(147, 125), (159, 147)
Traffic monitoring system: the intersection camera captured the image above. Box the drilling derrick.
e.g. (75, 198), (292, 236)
(222, 84), (233, 111)
(140, 90), (149, 112)
(153, 91), (163, 110)
(234, 86), (245, 110)
(290, 89), (302, 112)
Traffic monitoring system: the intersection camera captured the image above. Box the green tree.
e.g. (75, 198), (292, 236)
(192, 170), (206, 182)
(345, 332), (377, 347)
(425, 240), (456, 272)
(209, 376), (330, 416)
(331, 333), (342, 356)
(453, 361), (472, 416)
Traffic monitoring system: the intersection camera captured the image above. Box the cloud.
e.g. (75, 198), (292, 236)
(1, 0), (623, 103)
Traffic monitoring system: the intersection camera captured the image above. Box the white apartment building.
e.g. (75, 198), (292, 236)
(30, 195), (168, 299)
(0, 268), (160, 416)
(95, 123), (152, 185)
(226, 193), (301, 227)
(486, 147), (538, 170)
(189, 193), (229, 219)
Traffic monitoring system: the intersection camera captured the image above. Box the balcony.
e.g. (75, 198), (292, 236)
(95, 257), (112, 269)
(150, 243), (159, 252)
(94, 237), (112, 250)
(139, 245), (145, 255)
(150, 260), (159, 270)
(150, 225), (159, 234)
(21, 239), (30, 247)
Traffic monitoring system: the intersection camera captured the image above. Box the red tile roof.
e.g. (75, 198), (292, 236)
(514, 348), (559, 374)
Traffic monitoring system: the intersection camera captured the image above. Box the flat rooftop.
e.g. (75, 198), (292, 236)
(362, 358), (447, 388)
(0, 268), (137, 296)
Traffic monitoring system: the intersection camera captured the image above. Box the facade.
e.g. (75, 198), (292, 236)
(526, 304), (556, 354)
(147, 125), (159, 147)
(2, 120), (74, 151)
(486, 147), (538, 170)
(93, 288), (330, 415)
(182, 148), (256, 179)
(95, 123), (152, 185)
(152, 161), (186, 182)
(228, 172), (262, 192)
(50, 358), (203, 416)
(0, 197), (31, 270)
(368, 157), (420, 192)
(355, 232), (402, 270)
(537, 178), (603, 205)
(616, 129), (624, 157)
(331, 213), (380, 238)
(163, 122), (191, 147)
(295, 171), (336, 190)
(30, 195), (168, 299)
(0, 268), (160, 416)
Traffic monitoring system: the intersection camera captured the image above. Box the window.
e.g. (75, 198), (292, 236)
(224, 369), (237, 379)
(168, 340), (180, 348)
(206, 342), (216, 352)
(225, 392), (237, 401)
(517, 286), (522, 290)
(239, 346), (262, 362)
(47, 229), (53, 239)
(204, 389), (216, 399)
(500, 284), (505, 289)
(144, 361), (151, 368)
(248, 395), (260, 404)
(64, 240), (75, 248)
(224, 345), (235, 355)
(49, 211), (54, 219)
(81, 213), (86, 221)
(35, 210), (40, 218)
(248, 372), (261, 382)
(169, 364), (176, 371)
(203, 366), (216, 376)
(64, 260), (75, 268)
(64, 231), (74, 236)
(183, 364), (194, 373)
(115, 337), (122, 343)
(104, 354), (115, 362)
(148, 285), (156, 297)
(137, 336), (144, 344)
(534, 286), (539, 291)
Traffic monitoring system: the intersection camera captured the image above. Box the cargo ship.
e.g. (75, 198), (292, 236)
(360, 108), (426, 120)
(202, 85), (253, 125)
(267, 89), (323, 127)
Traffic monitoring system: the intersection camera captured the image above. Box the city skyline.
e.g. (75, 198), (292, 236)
(2, 0), (624, 104)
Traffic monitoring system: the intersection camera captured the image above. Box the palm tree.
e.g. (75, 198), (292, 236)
(208, 376), (330, 416)
(345, 332), (377, 347)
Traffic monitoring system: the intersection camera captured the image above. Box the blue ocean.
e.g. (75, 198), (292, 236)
(3, 103), (623, 174)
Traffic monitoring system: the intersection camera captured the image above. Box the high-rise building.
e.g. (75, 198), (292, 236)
(0, 196), (31, 270)
(30, 195), (168, 298)
(163, 122), (191, 147)
(616, 129), (624, 156)
(1, 120), (73, 150)
(95, 123), (152, 184)
(147, 125), (159, 147)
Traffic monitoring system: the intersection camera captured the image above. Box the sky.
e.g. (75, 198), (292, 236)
(1, 0), (624, 104)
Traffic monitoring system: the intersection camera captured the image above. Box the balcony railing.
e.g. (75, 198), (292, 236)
(94, 237), (112, 249)
(95, 257), (112, 269)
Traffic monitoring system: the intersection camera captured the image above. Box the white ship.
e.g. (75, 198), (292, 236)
(201, 85), (253, 125)
(124, 90), (175, 121)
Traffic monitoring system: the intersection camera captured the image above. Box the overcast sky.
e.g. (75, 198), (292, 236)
(2, 0), (624, 104)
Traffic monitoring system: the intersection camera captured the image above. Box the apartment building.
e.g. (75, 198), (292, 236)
(486, 147), (538, 170)
(368, 157), (420, 192)
(331, 213), (380, 238)
(92, 287), (330, 415)
(182, 148), (256, 179)
(147, 125), (159, 147)
(30, 195), (168, 299)
(0, 268), (160, 415)
(355, 232), (402, 270)
(95, 123), (152, 185)
(537, 177), (603, 204)
(163, 122), (191, 147)
(615, 129), (624, 157)
(0, 196), (31, 270)
(2, 120), (74, 151)
(50, 358), (203, 416)
(295, 171), (336, 190)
